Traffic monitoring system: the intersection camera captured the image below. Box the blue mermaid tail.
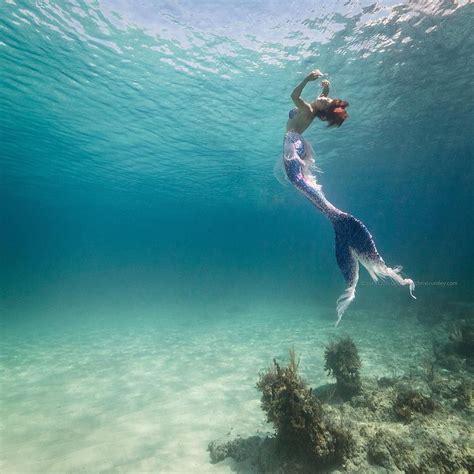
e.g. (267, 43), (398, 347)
(332, 212), (415, 326)
(281, 132), (415, 326)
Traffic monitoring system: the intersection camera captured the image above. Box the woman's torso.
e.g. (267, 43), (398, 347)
(286, 107), (316, 134)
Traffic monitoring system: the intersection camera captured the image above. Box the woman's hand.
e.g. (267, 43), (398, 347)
(305, 69), (323, 81)
(320, 79), (330, 97)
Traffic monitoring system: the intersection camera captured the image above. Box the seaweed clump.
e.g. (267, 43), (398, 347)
(418, 438), (474, 473)
(256, 349), (353, 467)
(367, 429), (415, 471)
(449, 321), (474, 361)
(454, 380), (472, 410)
(435, 320), (474, 371)
(324, 337), (362, 400)
(393, 389), (436, 422)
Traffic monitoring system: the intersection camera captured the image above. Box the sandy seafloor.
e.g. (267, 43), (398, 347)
(0, 299), (454, 473)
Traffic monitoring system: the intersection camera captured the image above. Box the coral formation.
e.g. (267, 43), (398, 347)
(209, 370), (474, 472)
(393, 389), (436, 421)
(435, 320), (474, 371)
(377, 376), (397, 388)
(324, 337), (362, 400)
(449, 320), (474, 361)
(367, 429), (414, 471)
(208, 321), (473, 473)
(418, 437), (473, 473)
(208, 436), (263, 464)
(256, 349), (354, 466)
(454, 380), (472, 410)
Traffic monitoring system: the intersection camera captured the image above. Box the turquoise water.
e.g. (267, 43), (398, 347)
(1, 1), (473, 472)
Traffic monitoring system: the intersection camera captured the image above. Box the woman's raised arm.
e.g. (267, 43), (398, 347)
(291, 69), (322, 111)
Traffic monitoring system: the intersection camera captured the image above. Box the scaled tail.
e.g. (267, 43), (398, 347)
(332, 213), (415, 326)
(281, 132), (415, 326)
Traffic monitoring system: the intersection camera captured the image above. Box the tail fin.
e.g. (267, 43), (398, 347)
(333, 213), (415, 326)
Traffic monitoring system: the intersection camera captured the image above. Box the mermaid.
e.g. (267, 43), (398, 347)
(281, 69), (415, 326)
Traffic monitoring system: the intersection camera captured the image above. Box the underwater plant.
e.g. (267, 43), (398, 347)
(324, 337), (362, 400)
(449, 320), (474, 362)
(256, 349), (353, 466)
(393, 389), (436, 422)
(434, 320), (474, 372)
(210, 346), (473, 472)
(367, 429), (415, 471)
(454, 380), (472, 410)
(418, 438), (474, 473)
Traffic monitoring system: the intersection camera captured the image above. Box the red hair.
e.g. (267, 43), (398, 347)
(316, 99), (349, 127)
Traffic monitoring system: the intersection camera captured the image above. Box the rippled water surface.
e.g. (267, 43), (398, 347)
(2, 0), (472, 205)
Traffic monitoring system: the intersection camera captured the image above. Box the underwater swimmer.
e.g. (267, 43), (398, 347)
(282, 69), (416, 326)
